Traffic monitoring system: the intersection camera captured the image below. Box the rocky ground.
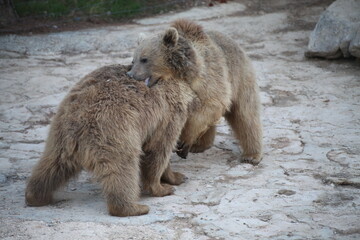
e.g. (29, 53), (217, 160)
(0, 1), (359, 239)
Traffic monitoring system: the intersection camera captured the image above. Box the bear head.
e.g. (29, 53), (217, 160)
(127, 27), (199, 87)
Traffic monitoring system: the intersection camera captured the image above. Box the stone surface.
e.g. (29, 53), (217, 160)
(306, 0), (360, 58)
(0, 173), (7, 184)
(349, 28), (360, 57)
(1, 1), (360, 239)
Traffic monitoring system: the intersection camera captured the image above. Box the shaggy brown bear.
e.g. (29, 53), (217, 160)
(25, 64), (198, 217)
(127, 19), (263, 164)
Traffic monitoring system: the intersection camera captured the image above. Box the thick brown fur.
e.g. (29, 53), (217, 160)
(25, 64), (198, 217)
(171, 19), (207, 42)
(128, 19), (263, 164)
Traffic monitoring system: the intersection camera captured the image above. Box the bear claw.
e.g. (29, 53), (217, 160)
(241, 154), (262, 165)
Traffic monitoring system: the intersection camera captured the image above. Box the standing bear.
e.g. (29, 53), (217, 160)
(127, 19), (263, 164)
(25, 64), (199, 217)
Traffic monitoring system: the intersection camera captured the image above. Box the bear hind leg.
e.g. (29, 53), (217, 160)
(25, 154), (81, 206)
(225, 102), (263, 165)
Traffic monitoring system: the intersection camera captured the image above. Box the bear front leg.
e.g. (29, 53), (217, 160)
(141, 151), (175, 197)
(88, 148), (149, 217)
(142, 121), (189, 196)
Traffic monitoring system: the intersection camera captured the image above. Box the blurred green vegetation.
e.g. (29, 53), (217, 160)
(13, 0), (181, 19)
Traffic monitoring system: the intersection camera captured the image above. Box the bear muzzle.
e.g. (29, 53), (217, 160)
(127, 71), (159, 87)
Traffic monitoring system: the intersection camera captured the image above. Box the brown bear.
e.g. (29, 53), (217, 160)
(25, 64), (199, 217)
(127, 19), (263, 164)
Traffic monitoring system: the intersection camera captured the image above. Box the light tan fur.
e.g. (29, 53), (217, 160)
(25, 64), (198, 217)
(128, 19), (263, 164)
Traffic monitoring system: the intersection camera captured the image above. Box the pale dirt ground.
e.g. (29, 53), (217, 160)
(1, 1), (360, 239)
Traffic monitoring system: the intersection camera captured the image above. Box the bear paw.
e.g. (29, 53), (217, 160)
(108, 203), (149, 217)
(241, 153), (262, 165)
(189, 144), (212, 153)
(25, 191), (52, 207)
(163, 171), (187, 185)
(176, 142), (190, 159)
(151, 184), (175, 197)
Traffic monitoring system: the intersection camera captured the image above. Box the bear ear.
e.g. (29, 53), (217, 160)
(137, 32), (148, 45)
(163, 27), (179, 47)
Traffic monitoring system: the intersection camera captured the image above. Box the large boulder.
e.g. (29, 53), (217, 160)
(305, 0), (360, 59)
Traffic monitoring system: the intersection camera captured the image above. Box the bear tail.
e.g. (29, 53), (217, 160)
(171, 19), (207, 42)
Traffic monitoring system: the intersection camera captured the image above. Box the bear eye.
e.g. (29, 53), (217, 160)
(140, 58), (148, 63)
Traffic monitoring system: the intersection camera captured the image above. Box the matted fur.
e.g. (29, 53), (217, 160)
(25, 64), (198, 217)
(129, 19), (263, 164)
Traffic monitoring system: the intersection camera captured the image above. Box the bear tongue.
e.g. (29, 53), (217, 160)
(145, 77), (150, 86)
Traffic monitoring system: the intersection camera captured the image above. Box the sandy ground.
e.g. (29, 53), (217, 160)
(1, 1), (360, 239)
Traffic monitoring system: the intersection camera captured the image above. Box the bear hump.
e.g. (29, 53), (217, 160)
(171, 19), (207, 42)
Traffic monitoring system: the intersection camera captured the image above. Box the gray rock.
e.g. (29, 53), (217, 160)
(306, 0), (360, 59)
(349, 28), (360, 57)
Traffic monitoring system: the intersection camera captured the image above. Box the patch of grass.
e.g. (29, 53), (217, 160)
(13, 0), (146, 19)
(14, 0), (68, 18)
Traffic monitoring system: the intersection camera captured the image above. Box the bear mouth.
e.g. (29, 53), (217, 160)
(144, 76), (159, 88)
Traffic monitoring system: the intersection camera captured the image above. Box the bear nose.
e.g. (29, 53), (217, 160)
(127, 71), (134, 78)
